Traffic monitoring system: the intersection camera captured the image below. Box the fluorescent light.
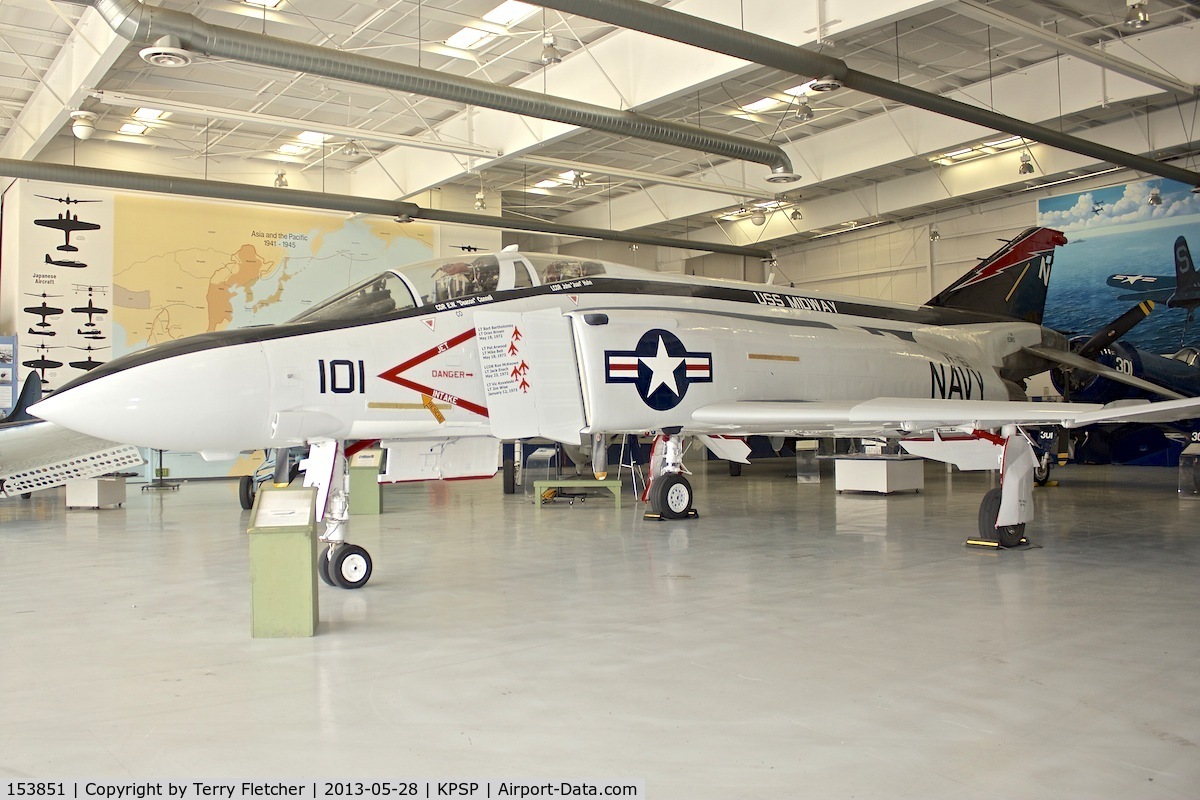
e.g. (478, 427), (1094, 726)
(445, 27), (497, 50)
(118, 122), (147, 135)
(277, 143), (309, 156)
(941, 147), (974, 159)
(482, 1), (538, 27)
(534, 179), (560, 189)
(298, 131), (330, 145)
(243, 0), (283, 7)
(984, 136), (1022, 148)
(132, 107), (164, 120)
(742, 98), (781, 114)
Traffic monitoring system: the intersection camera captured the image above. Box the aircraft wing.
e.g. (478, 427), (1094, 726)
(0, 419), (143, 495)
(1106, 274), (1174, 290)
(690, 396), (1200, 437)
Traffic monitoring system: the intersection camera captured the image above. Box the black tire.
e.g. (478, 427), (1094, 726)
(1034, 459), (1050, 486)
(317, 546), (336, 587)
(238, 475), (256, 510)
(331, 544), (373, 589)
(728, 461), (742, 477)
(978, 487), (1026, 547)
(651, 473), (693, 520)
(21, 492), (32, 500)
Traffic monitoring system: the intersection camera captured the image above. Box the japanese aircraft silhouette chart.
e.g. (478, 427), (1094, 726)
(71, 294), (108, 328)
(23, 293), (63, 329)
(35, 194), (102, 205)
(67, 344), (108, 372)
(10, 227), (1199, 589)
(34, 211), (101, 252)
(44, 254), (88, 269)
(20, 344), (63, 383)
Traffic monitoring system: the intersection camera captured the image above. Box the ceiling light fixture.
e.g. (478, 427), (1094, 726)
(118, 122), (147, 135)
(929, 223), (940, 242)
(445, 27), (497, 50)
(1124, 0), (1150, 29)
(342, 140), (360, 157)
(273, 170), (288, 188)
(1148, 187), (1163, 205)
(750, 210), (767, 226)
(796, 98), (814, 122)
(790, 208), (803, 221)
(571, 170), (586, 189)
(132, 107), (164, 120)
(540, 34), (563, 65)
(69, 110), (97, 140)
(483, 1), (539, 27)
(243, 0), (283, 8)
(1019, 151), (1035, 175)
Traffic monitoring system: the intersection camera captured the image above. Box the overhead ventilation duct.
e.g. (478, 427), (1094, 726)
(528, 0), (1200, 189)
(0, 158), (773, 259)
(72, 0), (798, 182)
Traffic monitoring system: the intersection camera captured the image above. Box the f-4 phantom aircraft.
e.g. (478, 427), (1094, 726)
(16, 228), (1200, 589)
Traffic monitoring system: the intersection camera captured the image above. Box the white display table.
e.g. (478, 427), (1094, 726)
(65, 476), (127, 508)
(834, 455), (924, 494)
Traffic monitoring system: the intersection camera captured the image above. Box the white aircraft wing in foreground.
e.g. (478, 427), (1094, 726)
(0, 376), (142, 497)
(17, 230), (1200, 587)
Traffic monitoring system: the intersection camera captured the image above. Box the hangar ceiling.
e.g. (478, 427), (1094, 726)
(0, 0), (1197, 256)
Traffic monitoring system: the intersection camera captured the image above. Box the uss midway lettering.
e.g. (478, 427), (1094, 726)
(751, 291), (838, 314)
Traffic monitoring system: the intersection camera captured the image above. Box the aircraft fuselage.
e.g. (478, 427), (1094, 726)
(33, 255), (1028, 455)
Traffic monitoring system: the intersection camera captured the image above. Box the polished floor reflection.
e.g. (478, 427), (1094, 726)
(2, 460), (1198, 798)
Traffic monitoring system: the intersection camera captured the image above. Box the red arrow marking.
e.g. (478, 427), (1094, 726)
(378, 328), (489, 418)
(507, 342), (519, 356)
(511, 328), (523, 341)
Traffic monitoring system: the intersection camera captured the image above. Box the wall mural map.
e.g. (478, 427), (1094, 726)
(1038, 179), (1200, 354)
(9, 180), (435, 478)
(111, 193), (435, 356)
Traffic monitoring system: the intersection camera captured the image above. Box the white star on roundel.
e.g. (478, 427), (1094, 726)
(639, 335), (685, 398)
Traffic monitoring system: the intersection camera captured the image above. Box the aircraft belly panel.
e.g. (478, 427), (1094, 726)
(571, 310), (1007, 433)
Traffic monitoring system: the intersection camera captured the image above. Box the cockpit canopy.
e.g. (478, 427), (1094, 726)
(289, 251), (616, 324)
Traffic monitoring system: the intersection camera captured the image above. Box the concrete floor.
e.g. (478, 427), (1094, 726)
(2, 459), (1198, 798)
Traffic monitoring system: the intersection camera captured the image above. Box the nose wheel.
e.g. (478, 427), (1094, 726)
(317, 543), (373, 589)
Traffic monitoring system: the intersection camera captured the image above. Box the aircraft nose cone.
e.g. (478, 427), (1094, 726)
(32, 337), (273, 452)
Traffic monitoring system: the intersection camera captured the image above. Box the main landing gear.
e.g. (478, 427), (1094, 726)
(977, 487), (1026, 548)
(644, 432), (698, 520)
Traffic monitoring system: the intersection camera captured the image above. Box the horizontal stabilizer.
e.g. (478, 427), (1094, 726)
(1024, 344), (1185, 400)
(1117, 288), (1174, 303)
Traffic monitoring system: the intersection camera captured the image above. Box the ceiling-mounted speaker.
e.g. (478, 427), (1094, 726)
(809, 75), (842, 92)
(139, 35), (193, 68)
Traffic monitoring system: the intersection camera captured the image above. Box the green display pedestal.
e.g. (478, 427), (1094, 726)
(247, 486), (319, 638)
(348, 448), (383, 515)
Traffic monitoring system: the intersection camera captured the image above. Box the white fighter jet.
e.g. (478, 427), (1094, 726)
(15, 228), (1200, 588)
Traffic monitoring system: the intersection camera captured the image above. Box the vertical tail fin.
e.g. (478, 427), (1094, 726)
(1167, 236), (1200, 311)
(928, 227), (1068, 323)
(1, 374), (44, 425)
